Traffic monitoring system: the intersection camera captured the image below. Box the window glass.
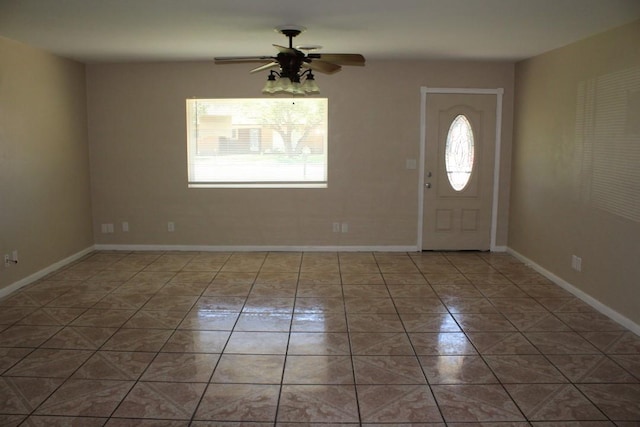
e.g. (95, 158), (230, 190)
(186, 98), (328, 188)
(445, 114), (475, 191)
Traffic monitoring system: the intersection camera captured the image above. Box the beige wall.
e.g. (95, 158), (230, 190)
(86, 59), (514, 248)
(509, 20), (640, 325)
(0, 37), (94, 292)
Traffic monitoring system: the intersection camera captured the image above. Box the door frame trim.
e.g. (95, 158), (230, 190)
(417, 87), (504, 251)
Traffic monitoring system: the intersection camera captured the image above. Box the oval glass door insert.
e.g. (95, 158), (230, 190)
(445, 114), (475, 191)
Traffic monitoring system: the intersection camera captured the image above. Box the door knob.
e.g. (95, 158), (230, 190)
(425, 183), (432, 188)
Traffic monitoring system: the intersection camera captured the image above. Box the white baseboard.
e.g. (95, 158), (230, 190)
(94, 244), (421, 253)
(0, 245), (95, 300)
(507, 247), (640, 336)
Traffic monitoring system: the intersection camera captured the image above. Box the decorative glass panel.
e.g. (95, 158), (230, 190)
(445, 114), (474, 191)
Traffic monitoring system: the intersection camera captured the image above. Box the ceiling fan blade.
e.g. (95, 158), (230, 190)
(305, 60), (342, 74)
(249, 62), (280, 73)
(273, 44), (297, 55)
(307, 53), (365, 66)
(214, 56), (274, 64)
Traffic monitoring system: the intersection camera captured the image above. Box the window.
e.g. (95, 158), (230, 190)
(445, 114), (475, 191)
(186, 98), (328, 188)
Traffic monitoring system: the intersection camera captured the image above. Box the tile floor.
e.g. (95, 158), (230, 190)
(1, 250), (639, 426)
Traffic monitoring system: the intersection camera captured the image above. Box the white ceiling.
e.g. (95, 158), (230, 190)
(1, 0), (640, 63)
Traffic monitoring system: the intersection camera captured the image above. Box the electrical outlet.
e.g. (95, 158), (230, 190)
(341, 223), (349, 233)
(571, 255), (582, 272)
(101, 224), (114, 234)
(4, 254), (9, 266)
(332, 222), (340, 232)
(122, 222), (129, 232)
(168, 221), (175, 232)
(12, 250), (18, 263)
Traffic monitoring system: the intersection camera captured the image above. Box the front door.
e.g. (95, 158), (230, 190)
(422, 93), (497, 250)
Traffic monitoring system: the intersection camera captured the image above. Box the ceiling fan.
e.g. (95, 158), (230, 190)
(214, 26), (366, 95)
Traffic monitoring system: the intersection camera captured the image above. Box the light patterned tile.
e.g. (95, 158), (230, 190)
(288, 332), (350, 355)
(194, 296), (246, 312)
(72, 351), (155, 380)
(0, 347), (33, 373)
(483, 355), (567, 383)
(0, 325), (61, 347)
(386, 284), (435, 297)
(292, 312), (348, 332)
(451, 313), (517, 332)
(16, 308), (85, 326)
(41, 326), (116, 349)
(123, 310), (186, 329)
(431, 384), (525, 422)
(344, 297), (397, 314)
(347, 313), (404, 332)
(23, 415), (107, 426)
(70, 309), (135, 328)
(202, 282), (252, 297)
(195, 383), (279, 421)
(547, 354), (639, 383)
(162, 330), (230, 353)
(502, 312), (571, 332)
(505, 383), (607, 421)
(610, 354), (640, 379)
(393, 298), (448, 314)
(211, 354), (284, 384)
(419, 355), (498, 384)
(409, 332), (478, 356)
(141, 352), (219, 382)
(234, 312), (292, 332)
(295, 283), (343, 298)
(580, 331), (640, 354)
(225, 331), (288, 354)
(556, 312), (626, 332)
(577, 384), (640, 420)
(350, 332), (414, 355)
(353, 355), (426, 384)
(383, 274), (429, 286)
(249, 283), (297, 298)
(358, 384), (443, 423)
(0, 377), (63, 414)
(441, 297), (499, 314)
(102, 328), (173, 352)
(466, 332), (540, 355)
(243, 297), (295, 313)
(524, 332), (600, 354)
(294, 297), (346, 313)
(399, 313), (461, 332)
(178, 310), (239, 330)
(36, 379), (134, 417)
(6, 348), (92, 378)
(284, 355), (354, 384)
(277, 385), (359, 423)
(113, 381), (206, 420)
(340, 273), (385, 285)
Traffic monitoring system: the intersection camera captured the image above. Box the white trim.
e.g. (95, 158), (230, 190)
(490, 89), (505, 251)
(0, 246), (95, 299)
(507, 247), (640, 336)
(424, 88), (503, 95)
(418, 87), (504, 252)
(417, 87), (428, 250)
(94, 244), (420, 253)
